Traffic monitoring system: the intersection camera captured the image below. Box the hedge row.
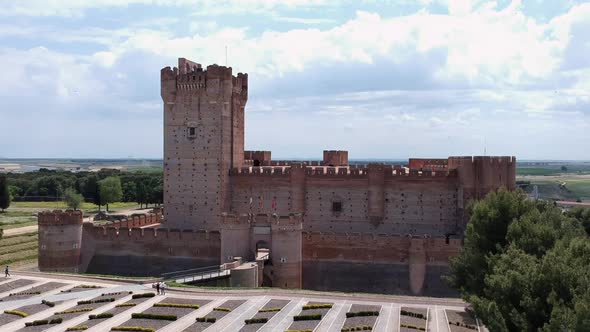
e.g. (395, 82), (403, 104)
(341, 326), (373, 331)
(102, 291), (132, 296)
(196, 317), (216, 323)
(77, 298), (115, 305)
(153, 303), (200, 309)
(400, 310), (426, 320)
(10, 291), (40, 296)
(42, 300), (55, 307)
(116, 303), (137, 308)
(4, 310), (28, 317)
(400, 323), (426, 331)
(258, 307), (281, 313)
(89, 313), (114, 320)
(293, 314), (322, 321)
(131, 313), (177, 321)
(55, 308), (93, 315)
(131, 293), (155, 299)
(346, 311), (379, 318)
(25, 317), (63, 326)
(451, 321), (477, 330)
(285, 330), (313, 332)
(213, 307), (231, 312)
(245, 317), (268, 324)
(111, 327), (155, 332)
(66, 326), (89, 331)
(302, 304), (332, 310)
(77, 285), (102, 289)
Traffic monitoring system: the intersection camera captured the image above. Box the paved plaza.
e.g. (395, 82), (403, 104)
(0, 273), (480, 332)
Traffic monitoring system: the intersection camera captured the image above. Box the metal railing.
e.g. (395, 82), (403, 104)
(161, 264), (231, 284)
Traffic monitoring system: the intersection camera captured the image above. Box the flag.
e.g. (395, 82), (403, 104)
(272, 196), (276, 211)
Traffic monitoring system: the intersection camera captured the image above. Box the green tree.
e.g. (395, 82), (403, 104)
(98, 176), (122, 212)
(63, 187), (84, 210)
(0, 174), (10, 211)
(80, 175), (101, 210)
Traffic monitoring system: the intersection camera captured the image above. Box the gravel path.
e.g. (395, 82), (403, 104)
(1, 282), (67, 301)
(0, 279), (35, 293)
(116, 297), (209, 331)
(182, 299), (247, 332)
(341, 304), (381, 330)
(287, 301), (333, 332)
(238, 299), (291, 332)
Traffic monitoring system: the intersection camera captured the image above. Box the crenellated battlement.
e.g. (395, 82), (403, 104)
(38, 209), (83, 226)
(229, 165), (453, 179)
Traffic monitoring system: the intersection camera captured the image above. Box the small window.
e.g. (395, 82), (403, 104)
(332, 201), (342, 212)
(188, 127), (196, 138)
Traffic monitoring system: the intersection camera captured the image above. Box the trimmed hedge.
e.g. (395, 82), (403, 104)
(213, 307), (231, 312)
(55, 308), (93, 315)
(451, 321), (477, 330)
(400, 323), (426, 331)
(131, 293), (155, 299)
(131, 313), (177, 321)
(77, 298), (115, 305)
(111, 327), (155, 332)
(285, 330), (313, 332)
(42, 299), (56, 307)
(400, 310), (426, 320)
(77, 285), (102, 289)
(102, 291), (133, 296)
(196, 317), (217, 323)
(24, 317), (63, 326)
(293, 314), (322, 321)
(153, 303), (200, 309)
(4, 309), (28, 317)
(341, 326), (373, 331)
(245, 317), (268, 324)
(302, 304), (332, 310)
(116, 303), (137, 308)
(10, 291), (41, 296)
(89, 313), (114, 320)
(66, 326), (89, 331)
(345, 311), (379, 318)
(258, 307), (281, 313)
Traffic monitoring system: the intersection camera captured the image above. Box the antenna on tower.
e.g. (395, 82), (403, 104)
(225, 46), (228, 66)
(484, 137), (487, 156)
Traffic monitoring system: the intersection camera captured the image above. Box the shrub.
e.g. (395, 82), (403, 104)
(131, 313), (177, 321)
(66, 326), (89, 331)
(116, 303), (137, 308)
(42, 300), (55, 307)
(102, 291), (132, 296)
(131, 293), (155, 299)
(25, 319), (49, 326)
(10, 291), (41, 296)
(78, 285), (102, 289)
(341, 326), (373, 331)
(400, 310), (426, 320)
(245, 317), (268, 324)
(452, 321), (477, 330)
(89, 313), (114, 319)
(196, 317), (217, 323)
(293, 314), (322, 321)
(345, 311), (379, 318)
(213, 307), (231, 312)
(153, 303), (200, 309)
(4, 309), (28, 317)
(302, 304), (332, 310)
(111, 327), (155, 332)
(400, 323), (426, 331)
(258, 308), (281, 313)
(55, 308), (93, 314)
(77, 298), (115, 305)
(285, 330), (313, 332)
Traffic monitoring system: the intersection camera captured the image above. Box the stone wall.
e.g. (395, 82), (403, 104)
(38, 210), (83, 273)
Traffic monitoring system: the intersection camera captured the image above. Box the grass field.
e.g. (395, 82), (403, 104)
(0, 211), (38, 229)
(0, 232), (38, 267)
(10, 201), (138, 210)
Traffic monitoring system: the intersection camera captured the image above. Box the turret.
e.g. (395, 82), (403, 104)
(38, 210), (83, 273)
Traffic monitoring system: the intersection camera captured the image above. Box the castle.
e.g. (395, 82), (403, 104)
(38, 58), (516, 296)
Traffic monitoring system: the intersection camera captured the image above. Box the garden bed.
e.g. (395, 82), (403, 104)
(0, 300), (63, 325)
(16, 291), (131, 332)
(239, 299), (290, 332)
(2, 282), (67, 301)
(340, 304), (381, 331)
(114, 297), (209, 331)
(0, 278), (35, 293)
(69, 296), (155, 330)
(61, 285), (103, 293)
(400, 307), (428, 332)
(446, 310), (478, 332)
(286, 301), (333, 332)
(182, 299), (247, 332)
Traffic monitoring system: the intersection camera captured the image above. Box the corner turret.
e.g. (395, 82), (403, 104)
(38, 210), (84, 273)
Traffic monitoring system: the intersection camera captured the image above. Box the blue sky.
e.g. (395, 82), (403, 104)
(0, 0), (589, 160)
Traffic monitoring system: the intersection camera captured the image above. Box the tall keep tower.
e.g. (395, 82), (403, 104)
(161, 58), (248, 229)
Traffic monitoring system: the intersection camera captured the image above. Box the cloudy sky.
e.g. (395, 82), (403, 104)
(0, 0), (589, 160)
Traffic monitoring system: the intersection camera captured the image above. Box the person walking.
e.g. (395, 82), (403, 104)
(155, 282), (160, 295)
(5, 265), (10, 277)
(160, 282), (166, 295)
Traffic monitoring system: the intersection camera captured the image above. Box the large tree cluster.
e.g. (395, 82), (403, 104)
(447, 189), (590, 331)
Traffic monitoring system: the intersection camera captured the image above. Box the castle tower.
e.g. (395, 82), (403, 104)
(161, 58), (248, 229)
(38, 210), (83, 273)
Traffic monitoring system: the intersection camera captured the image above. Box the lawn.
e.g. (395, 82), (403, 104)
(0, 232), (39, 267)
(0, 211), (37, 229)
(565, 180), (590, 200)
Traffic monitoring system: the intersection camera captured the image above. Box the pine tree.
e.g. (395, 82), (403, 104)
(0, 174), (11, 212)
